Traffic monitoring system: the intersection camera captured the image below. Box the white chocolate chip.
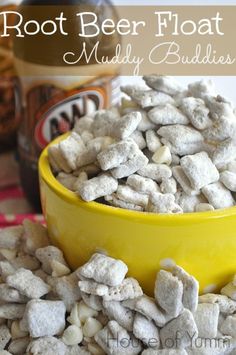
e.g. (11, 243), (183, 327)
(82, 317), (103, 338)
(152, 146), (172, 165)
(62, 325), (83, 346)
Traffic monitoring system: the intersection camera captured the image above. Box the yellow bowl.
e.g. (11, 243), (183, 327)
(39, 134), (236, 295)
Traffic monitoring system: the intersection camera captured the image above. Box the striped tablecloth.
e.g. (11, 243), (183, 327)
(0, 185), (44, 227)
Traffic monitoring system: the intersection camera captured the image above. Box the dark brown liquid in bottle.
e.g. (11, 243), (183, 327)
(14, 0), (120, 211)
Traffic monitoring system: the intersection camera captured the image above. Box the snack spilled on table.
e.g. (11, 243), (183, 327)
(0, 221), (235, 354)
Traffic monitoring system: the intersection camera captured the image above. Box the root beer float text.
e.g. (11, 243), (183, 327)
(0, 11), (224, 38)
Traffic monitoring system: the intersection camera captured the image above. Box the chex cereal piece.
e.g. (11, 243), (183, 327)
(148, 104), (189, 125)
(130, 130), (147, 150)
(127, 174), (160, 194)
(172, 265), (199, 312)
(78, 253), (128, 287)
(220, 171), (236, 192)
(91, 109), (118, 137)
(136, 110), (156, 132)
(22, 220), (49, 255)
(0, 284), (28, 304)
(47, 272), (81, 312)
(193, 303), (219, 339)
(188, 79), (216, 99)
(73, 172), (88, 192)
(103, 299), (135, 331)
(59, 132), (86, 171)
(160, 309), (198, 349)
(121, 85), (174, 108)
(160, 178), (177, 194)
(116, 185), (149, 209)
(97, 139), (139, 171)
(80, 130), (94, 144)
(203, 115), (236, 142)
(111, 150), (149, 179)
(35, 246), (68, 274)
(202, 182), (235, 209)
(138, 163), (172, 182)
(74, 115), (94, 134)
(175, 192), (206, 213)
(6, 268), (51, 299)
(212, 138), (236, 168)
(0, 304), (25, 320)
(48, 144), (72, 173)
(172, 166), (200, 196)
(103, 277), (143, 302)
(204, 94), (234, 119)
(157, 125), (203, 148)
(180, 152), (219, 190)
(147, 192), (182, 214)
(105, 194), (143, 211)
(133, 313), (160, 348)
(198, 293), (236, 314)
(11, 255), (40, 271)
(26, 336), (67, 355)
(220, 314), (236, 338)
(78, 280), (108, 296)
(123, 295), (173, 328)
(143, 75), (183, 96)
(180, 97), (211, 130)
(172, 141), (205, 157)
(57, 173), (78, 191)
(154, 270), (183, 317)
(112, 111), (142, 139)
(24, 299), (66, 337)
(87, 136), (114, 153)
(76, 147), (98, 168)
(0, 226), (23, 250)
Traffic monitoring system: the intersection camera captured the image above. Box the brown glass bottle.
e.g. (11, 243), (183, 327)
(0, 0), (22, 153)
(14, 0), (120, 211)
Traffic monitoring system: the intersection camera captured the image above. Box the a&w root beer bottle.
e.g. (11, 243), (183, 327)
(14, 0), (120, 210)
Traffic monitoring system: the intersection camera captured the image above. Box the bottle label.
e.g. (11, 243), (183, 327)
(35, 87), (105, 149)
(18, 76), (120, 163)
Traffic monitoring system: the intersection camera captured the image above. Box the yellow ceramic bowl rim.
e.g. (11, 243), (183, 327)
(39, 133), (236, 223)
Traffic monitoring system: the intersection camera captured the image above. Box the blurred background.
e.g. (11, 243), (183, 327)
(0, 0), (236, 226)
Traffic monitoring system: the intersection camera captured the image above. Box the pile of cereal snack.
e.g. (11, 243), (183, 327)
(0, 221), (235, 354)
(49, 76), (236, 214)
